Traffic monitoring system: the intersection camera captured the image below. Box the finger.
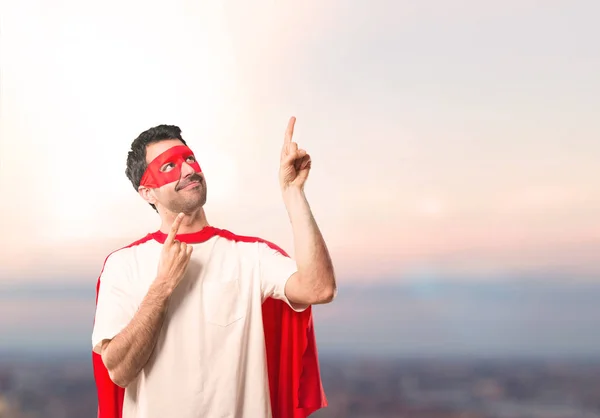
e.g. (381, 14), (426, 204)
(283, 151), (300, 167)
(284, 145), (301, 160)
(284, 116), (296, 144)
(165, 213), (185, 246)
(186, 245), (194, 258)
(300, 154), (311, 170)
(285, 147), (306, 166)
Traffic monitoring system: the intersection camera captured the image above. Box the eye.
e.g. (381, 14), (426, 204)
(186, 155), (196, 163)
(160, 162), (175, 172)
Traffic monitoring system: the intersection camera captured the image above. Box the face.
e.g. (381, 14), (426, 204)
(139, 139), (207, 214)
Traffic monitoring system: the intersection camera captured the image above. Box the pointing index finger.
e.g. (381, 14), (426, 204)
(284, 116), (296, 144)
(165, 212), (185, 246)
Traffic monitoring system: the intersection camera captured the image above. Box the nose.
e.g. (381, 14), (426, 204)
(180, 161), (196, 178)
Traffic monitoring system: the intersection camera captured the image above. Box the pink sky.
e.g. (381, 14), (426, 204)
(1, 0), (598, 285)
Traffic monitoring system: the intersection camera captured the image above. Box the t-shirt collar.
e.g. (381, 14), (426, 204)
(150, 226), (219, 244)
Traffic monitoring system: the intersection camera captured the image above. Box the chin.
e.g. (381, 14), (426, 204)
(175, 196), (207, 213)
(165, 186), (207, 212)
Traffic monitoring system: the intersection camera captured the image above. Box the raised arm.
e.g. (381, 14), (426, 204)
(278, 117), (337, 306)
(94, 213), (193, 387)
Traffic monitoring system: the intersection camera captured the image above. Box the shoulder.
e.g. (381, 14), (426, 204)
(95, 234), (156, 297)
(99, 233), (156, 275)
(210, 227), (290, 257)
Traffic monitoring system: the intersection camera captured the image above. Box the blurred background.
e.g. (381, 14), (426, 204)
(1, 0), (599, 417)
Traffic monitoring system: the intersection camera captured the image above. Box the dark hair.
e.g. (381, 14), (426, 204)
(125, 124), (188, 211)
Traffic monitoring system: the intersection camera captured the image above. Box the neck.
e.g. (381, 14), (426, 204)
(159, 207), (209, 234)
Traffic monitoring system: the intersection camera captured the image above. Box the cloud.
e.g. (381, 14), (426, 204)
(1, 0), (599, 285)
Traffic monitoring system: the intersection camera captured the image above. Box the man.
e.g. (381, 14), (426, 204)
(91, 117), (336, 418)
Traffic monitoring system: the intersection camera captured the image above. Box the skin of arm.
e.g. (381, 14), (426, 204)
(100, 279), (172, 388)
(282, 186), (337, 306)
(98, 212), (192, 388)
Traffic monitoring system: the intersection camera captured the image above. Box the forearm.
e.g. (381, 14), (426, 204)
(283, 186), (336, 302)
(101, 279), (172, 387)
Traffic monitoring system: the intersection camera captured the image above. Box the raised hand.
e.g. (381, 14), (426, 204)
(156, 212), (193, 291)
(279, 116), (312, 191)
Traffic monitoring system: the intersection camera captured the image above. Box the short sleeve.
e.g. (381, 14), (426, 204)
(91, 252), (137, 353)
(258, 242), (308, 312)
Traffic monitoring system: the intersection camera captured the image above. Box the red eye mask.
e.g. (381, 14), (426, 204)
(140, 145), (202, 188)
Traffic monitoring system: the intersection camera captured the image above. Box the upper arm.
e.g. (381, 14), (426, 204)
(92, 253), (136, 352)
(257, 242), (309, 312)
(282, 271), (318, 308)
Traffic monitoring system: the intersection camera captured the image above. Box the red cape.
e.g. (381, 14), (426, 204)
(92, 231), (328, 418)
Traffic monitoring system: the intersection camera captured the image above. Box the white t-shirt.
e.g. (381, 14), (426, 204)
(91, 226), (307, 418)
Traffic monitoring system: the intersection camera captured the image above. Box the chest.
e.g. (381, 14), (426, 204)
(127, 239), (260, 326)
(131, 239), (256, 283)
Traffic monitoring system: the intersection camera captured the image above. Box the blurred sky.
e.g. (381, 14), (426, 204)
(3, 281), (600, 357)
(1, 0), (599, 290)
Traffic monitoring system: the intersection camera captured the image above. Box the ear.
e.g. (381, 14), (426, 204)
(138, 185), (158, 206)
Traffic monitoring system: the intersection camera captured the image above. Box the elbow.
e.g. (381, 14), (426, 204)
(320, 285), (337, 304)
(102, 351), (131, 388)
(292, 271), (337, 305)
(108, 368), (131, 388)
(314, 280), (337, 304)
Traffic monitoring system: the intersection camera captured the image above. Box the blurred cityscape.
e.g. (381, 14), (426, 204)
(1, 353), (599, 418)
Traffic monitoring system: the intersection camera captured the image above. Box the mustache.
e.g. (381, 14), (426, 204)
(176, 173), (203, 191)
